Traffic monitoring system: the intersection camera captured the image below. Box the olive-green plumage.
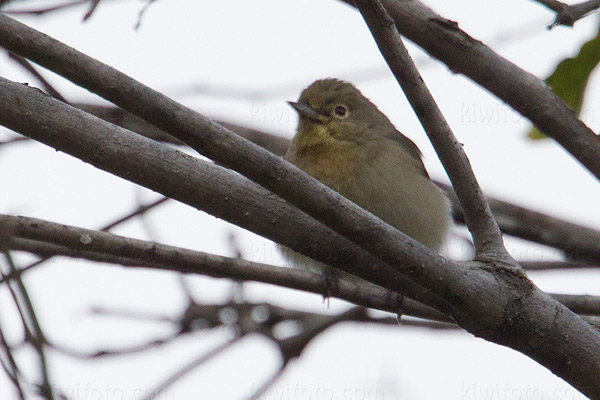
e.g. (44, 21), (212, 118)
(282, 78), (450, 273)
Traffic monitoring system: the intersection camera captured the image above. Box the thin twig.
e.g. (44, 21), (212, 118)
(83, 0), (101, 21)
(138, 336), (241, 400)
(0, 136), (29, 148)
(51, 332), (181, 359)
(247, 365), (286, 400)
(1, 252), (54, 400)
(531, 0), (600, 27)
(1, 0), (88, 15)
(89, 305), (176, 323)
(134, 0), (157, 30)
(101, 197), (169, 231)
(7, 52), (68, 102)
(0, 321), (26, 400)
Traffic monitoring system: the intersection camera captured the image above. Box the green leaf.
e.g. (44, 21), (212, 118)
(528, 25), (600, 140)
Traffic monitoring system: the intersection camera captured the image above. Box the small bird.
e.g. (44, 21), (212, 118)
(281, 78), (450, 276)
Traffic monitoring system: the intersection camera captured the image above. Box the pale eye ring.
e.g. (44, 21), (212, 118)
(333, 104), (349, 119)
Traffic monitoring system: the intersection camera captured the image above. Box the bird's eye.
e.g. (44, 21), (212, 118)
(333, 104), (349, 119)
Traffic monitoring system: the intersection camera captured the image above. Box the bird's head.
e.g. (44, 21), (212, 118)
(288, 78), (392, 147)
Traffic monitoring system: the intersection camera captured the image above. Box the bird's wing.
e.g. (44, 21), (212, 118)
(385, 130), (431, 179)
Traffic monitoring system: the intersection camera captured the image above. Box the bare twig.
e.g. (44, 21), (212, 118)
(83, 0), (101, 21)
(551, 293), (600, 315)
(1, 0), (88, 15)
(138, 337), (241, 400)
(51, 332), (181, 359)
(0, 321), (26, 400)
(248, 366), (286, 400)
(101, 196), (169, 231)
(248, 307), (372, 400)
(89, 305), (176, 324)
(20, 231), (600, 321)
(1, 252), (54, 400)
(134, 0), (157, 30)
(7, 52), (68, 102)
(0, 136), (29, 148)
(134, 305), (388, 400)
(531, 0), (600, 28)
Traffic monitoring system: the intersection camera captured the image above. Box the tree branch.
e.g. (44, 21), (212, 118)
(1, 0), (89, 16)
(531, 0), (600, 28)
(3, 215), (449, 322)
(354, 0), (508, 261)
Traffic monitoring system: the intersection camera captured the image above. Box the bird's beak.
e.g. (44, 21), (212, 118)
(287, 101), (324, 122)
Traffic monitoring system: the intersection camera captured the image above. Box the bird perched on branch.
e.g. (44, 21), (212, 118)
(280, 78), (450, 277)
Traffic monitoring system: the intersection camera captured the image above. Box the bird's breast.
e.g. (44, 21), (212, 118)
(289, 141), (364, 192)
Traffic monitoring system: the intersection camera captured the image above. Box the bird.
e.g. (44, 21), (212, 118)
(280, 78), (451, 278)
